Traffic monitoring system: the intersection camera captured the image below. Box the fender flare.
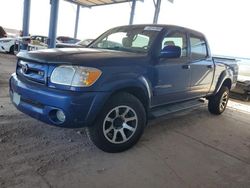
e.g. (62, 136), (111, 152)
(85, 75), (152, 126)
(108, 76), (152, 103)
(214, 69), (233, 95)
(99, 72), (152, 100)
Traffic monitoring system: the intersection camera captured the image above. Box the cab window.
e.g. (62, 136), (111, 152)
(161, 31), (187, 57)
(190, 36), (207, 60)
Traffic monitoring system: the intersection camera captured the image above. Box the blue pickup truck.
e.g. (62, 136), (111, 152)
(9, 25), (238, 152)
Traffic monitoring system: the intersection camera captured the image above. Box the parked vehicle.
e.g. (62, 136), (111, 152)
(16, 35), (85, 51)
(9, 25), (238, 152)
(76, 39), (94, 47)
(232, 58), (250, 100)
(0, 37), (15, 54)
(56, 39), (94, 48)
(57, 36), (80, 44)
(55, 42), (83, 48)
(14, 36), (30, 54)
(28, 35), (49, 51)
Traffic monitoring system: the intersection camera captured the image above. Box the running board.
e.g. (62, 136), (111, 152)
(149, 99), (205, 118)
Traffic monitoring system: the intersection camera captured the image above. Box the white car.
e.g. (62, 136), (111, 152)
(0, 37), (15, 54)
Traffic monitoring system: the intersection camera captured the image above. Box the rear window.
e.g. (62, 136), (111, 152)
(190, 36), (207, 60)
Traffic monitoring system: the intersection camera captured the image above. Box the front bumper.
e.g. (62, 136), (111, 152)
(0, 41), (13, 52)
(9, 74), (110, 128)
(0, 45), (7, 52)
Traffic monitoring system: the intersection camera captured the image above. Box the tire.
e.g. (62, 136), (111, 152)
(208, 86), (230, 115)
(9, 45), (14, 55)
(87, 92), (146, 153)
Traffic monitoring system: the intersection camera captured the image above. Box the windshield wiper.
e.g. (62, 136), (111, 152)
(106, 46), (146, 53)
(90, 46), (146, 53)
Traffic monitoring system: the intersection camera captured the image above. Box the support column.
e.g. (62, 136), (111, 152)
(153, 0), (162, 24)
(48, 0), (60, 48)
(21, 0), (31, 50)
(74, 4), (80, 39)
(129, 0), (136, 25)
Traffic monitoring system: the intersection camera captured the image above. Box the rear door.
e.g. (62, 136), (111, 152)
(188, 34), (214, 97)
(152, 30), (191, 106)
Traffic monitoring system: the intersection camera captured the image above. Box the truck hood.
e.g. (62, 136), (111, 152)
(17, 48), (148, 66)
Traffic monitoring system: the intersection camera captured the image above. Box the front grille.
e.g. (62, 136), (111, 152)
(16, 60), (48, 84)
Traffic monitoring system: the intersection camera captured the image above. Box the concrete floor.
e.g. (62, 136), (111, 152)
(0, 53), (250, 188)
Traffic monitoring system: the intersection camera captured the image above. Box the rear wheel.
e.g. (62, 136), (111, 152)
(208, 86), (229, 115)
(87, 92), (146, 153)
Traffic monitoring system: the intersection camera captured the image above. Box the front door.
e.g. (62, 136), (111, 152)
(152, 31), (191, 106)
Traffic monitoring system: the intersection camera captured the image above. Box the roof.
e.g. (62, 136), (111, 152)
(66, 0), (136, 7)
(109, 24), (205, 36)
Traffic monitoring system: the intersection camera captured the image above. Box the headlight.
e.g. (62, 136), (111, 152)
(50, 66), (102, 87)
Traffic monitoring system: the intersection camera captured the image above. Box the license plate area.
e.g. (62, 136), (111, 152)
(13, 92), (21, 106)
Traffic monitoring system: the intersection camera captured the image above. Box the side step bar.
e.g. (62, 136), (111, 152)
(149, 99), (205, 118)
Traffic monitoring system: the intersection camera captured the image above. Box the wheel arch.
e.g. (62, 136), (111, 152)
(110, 86), (150, 112)
(222, 78), (232, 90)
(102, 76), (152, 111)
(213, 70), (233, 95)
(85, 78), (151, 127)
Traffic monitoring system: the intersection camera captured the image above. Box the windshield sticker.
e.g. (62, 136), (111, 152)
(144, 26), (163, 31)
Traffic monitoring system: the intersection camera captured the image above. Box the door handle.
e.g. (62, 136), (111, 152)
(182, 65), (191, 69)
(207, 65), (213, 69)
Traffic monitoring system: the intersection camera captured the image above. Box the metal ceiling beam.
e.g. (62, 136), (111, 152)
(48, 0), (60, 48)
(74, 4), (81, 38)
(129, 0), (136, 25)
(153, 0), (174, 24)
(21, 0), (31, 50)
(153, 0), (161, 24)
(65, 0), (139, 8)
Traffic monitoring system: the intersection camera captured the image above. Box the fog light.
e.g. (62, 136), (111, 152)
(56, 110), (65, 123)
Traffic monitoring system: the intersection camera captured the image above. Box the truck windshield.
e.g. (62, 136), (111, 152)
(89, 26), (161, 53)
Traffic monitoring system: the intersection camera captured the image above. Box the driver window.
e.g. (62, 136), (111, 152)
(161, 31), (187, 57)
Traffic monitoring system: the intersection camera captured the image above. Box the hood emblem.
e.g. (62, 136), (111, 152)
(22, 64), (29, 74)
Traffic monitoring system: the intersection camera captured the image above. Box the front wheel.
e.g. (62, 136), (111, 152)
(87, 93), (146, 153)
(9, 45), (15, 55)
(208, 86), (230, 115)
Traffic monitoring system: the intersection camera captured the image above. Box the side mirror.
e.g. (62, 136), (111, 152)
(160, 46), (181, 58)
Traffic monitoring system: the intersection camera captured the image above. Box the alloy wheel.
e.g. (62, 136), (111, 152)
(103, 105), (138, 144)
